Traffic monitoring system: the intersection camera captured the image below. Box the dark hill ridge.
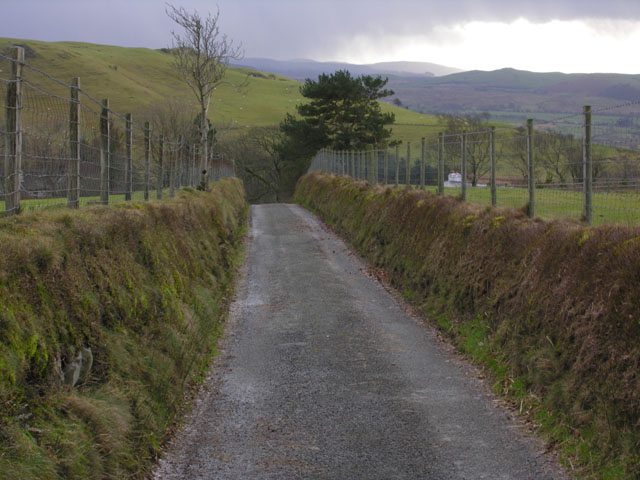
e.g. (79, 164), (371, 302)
(423, 68), (640, 98)
(386, 67), (640, 119)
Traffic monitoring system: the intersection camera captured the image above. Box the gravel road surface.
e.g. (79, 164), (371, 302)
(153, 204), (565, 479)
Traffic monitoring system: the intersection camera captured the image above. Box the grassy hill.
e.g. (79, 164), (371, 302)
(0, 38), (440, 143)
(387, 67), (640, 134)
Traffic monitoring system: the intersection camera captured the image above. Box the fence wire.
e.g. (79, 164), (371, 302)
(310, 103), (640, 225)
(0, 48), (236, 215)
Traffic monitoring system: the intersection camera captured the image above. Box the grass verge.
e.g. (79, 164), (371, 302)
(0, 178), (247, 479)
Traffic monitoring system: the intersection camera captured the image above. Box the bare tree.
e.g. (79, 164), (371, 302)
(538, 131), (572, 185)
(219, 127), (285, 202)
(439, 113), (491, 186)
(166, 4), (242, 189)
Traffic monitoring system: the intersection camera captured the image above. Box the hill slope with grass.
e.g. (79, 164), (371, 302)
(0, 38), (439, 142)
(387, 67), (640, 126)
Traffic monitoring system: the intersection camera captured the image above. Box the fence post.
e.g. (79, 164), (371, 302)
(395, 145), (400, 188)
(144, 122), (150, 200)
(583, 105), (593, 224)
(366, 148), (370, 182)
(169, 142), (176, 198)
(490, 126), (496, 207)
(461, 131), (467, 201)
(406, 143), (411, 186)
(5, 46), (24, 214)
(374, 148), (379, 183)
(178, 136), (184, 189)
(157, 135), (164, 200)
(438, 133), (444, 194)
(420, 138), (425, 189)
(384, 148), (388, 184)
(100, 99), (110, 205)
(125, 113), (133, 201)
(68, 77), (80, 209)
(350, 150), (355, 178)
(527, 119), (535, 218)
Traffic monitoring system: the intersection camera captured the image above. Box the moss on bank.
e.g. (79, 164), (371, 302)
(0, 179), (247, 479)
(295, 173), (640, 479)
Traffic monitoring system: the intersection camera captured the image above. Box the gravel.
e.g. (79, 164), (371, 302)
(152, 204), (567, 480)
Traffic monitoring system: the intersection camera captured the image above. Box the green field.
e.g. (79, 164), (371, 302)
(0, 189), (179, 213)
(395, 183), (640, 225)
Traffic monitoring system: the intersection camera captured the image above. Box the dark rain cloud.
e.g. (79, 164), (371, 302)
(2, 0), (640, 59)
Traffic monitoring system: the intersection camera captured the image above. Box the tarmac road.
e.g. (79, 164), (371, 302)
(153, 204), (565, 480)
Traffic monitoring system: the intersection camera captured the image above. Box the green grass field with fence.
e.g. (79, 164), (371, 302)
(310, 104), (640, 225)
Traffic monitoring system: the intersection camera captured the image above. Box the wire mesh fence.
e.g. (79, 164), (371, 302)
(310, 102), (640, 225)
(1, 46), (236, 215)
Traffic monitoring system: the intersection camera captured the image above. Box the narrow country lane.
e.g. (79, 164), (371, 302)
(153, 204), (565, 480)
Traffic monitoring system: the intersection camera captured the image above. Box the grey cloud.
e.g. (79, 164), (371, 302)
(215, 0), (640, 58)
(2, 0), (639, 60)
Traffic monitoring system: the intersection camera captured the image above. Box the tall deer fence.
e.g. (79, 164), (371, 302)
(0, 46), (235, 215)
(310, 102), (640, 225)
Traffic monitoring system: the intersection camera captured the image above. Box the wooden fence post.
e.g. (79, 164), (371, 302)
(169, 141), (176, 198)
(406, 143), (411, 186)
(367, 148), (370, 181)
(350, 150), (355, 178)
(144, 122), (150, 200)
(438, 133), (444, 194)
(190, 146), (196, 187)
(125, 113), (133, 201)
(68, 77), (80, 208)
(157, 135), (164, 200)
(384, 148), (388, 185)
(490, 126), (497, 207)
(178, 136), (184, 189)
(461, 131), (467, 201)
(395, 145), (400, 188)
(100, 99), (110, 205)
(527, 119), (535, 218)
(4, 46), (24, 214)
(420, 137), (425, 189)
(583, 106), (593, 224)
(373, 148), (379, 183)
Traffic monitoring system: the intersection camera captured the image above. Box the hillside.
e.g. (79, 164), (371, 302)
(0, 38), (440, 143)
(387, 67), (640, 125)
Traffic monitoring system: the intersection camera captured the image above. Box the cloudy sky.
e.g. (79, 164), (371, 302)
(2, 0), (640, 74)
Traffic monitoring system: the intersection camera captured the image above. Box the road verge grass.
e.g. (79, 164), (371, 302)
(0, 179), (247, 479)
(295, 172), (640, 479)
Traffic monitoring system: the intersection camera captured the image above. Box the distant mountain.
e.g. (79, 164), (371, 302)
(232, 57), (462, 81)
(423, 68), (640, 96)
(385, 67), (640, 122)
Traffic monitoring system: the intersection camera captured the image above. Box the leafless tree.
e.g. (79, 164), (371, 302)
(219, 127), (285, 202)
(166, 4), (243, 189)
(439, 113), (491, 186)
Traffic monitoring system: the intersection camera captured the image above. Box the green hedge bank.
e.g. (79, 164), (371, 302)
(295, 173), (640, 479)
(0, 179), (247, 479)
